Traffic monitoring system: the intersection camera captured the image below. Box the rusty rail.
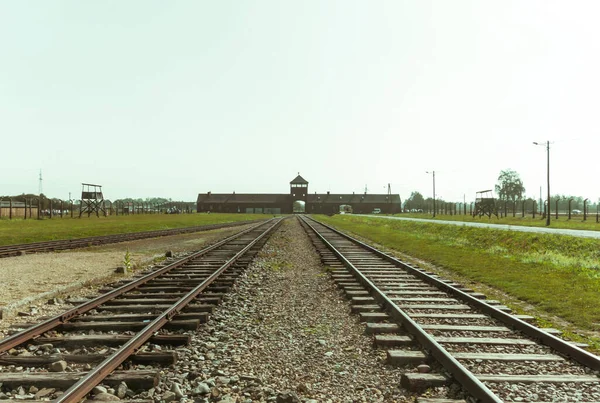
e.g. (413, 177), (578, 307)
(301, 216), (503, 403)
(0, 219), (270, 353)
(304, 215), (600, 371)
(54, 217), (282, 403)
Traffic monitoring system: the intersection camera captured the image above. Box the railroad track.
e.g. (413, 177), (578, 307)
(300, 215), (600, 403)
(0, 219), (265, 258)
(0, 217), (282, 402)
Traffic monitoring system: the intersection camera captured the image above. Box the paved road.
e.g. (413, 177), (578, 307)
(364, 215), (600, 239)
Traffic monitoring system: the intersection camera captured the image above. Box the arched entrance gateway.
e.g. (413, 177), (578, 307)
(293, 200), (306, 213)
(339, 204), (353, 214)
(196, 174), (402, 214)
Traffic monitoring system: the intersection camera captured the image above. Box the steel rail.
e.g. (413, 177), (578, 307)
(0, 219), (271, 353)
(0, 219), (264, 258)
(54, 217), (282, 403)
(300, 216), (503, 403)
(305, 215), (600, 371)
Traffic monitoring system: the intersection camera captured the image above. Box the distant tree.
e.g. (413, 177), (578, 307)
(495, 169), (525, 202)
(404, 191), (426, 211)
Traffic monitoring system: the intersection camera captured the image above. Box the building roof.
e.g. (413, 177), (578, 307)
(0, 201), (26, 207)
(197, 192), (401, 205)
(290, 174), (308, 185)
(308, 193), (401, 204)
(197, 193), (290, 204)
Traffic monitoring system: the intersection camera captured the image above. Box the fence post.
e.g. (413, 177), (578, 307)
(568, 199), (573, 220)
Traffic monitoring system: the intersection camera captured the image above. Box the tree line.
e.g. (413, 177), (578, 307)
(403, 169), (598, 212)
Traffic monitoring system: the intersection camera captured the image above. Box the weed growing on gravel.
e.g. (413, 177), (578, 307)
(303, 323), (331, 336)
(268, 261), (291, 272)
(123, 250), (133, 273)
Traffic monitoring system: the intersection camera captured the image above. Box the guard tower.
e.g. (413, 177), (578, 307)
(290, 173), (308, 213)
(473, 189), (499, 218)
(80, 183), (107, 217)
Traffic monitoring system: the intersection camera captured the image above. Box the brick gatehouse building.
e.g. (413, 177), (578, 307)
(196, 174), (401, 214)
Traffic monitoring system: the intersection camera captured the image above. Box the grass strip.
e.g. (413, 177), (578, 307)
(0, 213), (264, 246)
(315, 214), (600, 333)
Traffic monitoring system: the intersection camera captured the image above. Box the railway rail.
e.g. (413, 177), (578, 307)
(0, 217), (282, 402)
(0, 219), (265, 258)
(300, 215), (600, 402)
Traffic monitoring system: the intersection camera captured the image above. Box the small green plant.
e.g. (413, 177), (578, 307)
(123, 249), (133, 272)
(269, 261), (291, 272)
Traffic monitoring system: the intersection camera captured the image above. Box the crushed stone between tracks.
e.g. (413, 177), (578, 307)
(156, 217), (412, 403)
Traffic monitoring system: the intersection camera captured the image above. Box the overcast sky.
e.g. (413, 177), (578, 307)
(2, 1), (600, 203)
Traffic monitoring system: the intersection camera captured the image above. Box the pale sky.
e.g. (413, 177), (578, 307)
(2, 1), (600, 203)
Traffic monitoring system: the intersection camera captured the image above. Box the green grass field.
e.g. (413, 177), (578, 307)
(313, 214), (600, 348)
(0, 213), (265, 246)
(396, 212), (600, 231)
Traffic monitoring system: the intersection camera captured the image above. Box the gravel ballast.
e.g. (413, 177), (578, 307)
(154, 217), (413, 402)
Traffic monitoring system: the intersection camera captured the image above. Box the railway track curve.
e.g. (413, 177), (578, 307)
(300, 215), (600, 402)
(0, 219), (265, 258)
(0, 217), (282, 402)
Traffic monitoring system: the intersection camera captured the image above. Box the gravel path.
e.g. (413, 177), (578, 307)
(152, 217), (414, 403)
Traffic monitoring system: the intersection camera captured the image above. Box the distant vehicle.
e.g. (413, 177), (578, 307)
(572, 209), (582, 214)
(372, 208), (381, 214)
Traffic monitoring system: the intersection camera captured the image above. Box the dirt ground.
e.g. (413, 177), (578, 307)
(0, 225), (251, 318)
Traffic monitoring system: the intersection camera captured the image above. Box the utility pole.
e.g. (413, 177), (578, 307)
(426, 171), (436, 217)
(38, 169), (43, 195)
(533, 141), (551, 226)
(546, 140), (550, 226)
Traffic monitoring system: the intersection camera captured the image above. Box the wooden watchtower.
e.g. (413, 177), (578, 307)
(80, 183), (107, 217)
(473, 189), (499, 218)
